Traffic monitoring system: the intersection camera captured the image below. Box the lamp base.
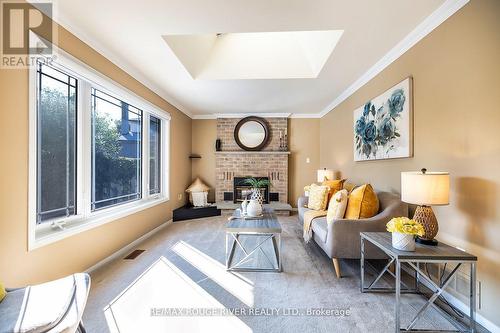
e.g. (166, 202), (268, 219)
(413, 205), (439, 244)
(416, 237), (438, 246)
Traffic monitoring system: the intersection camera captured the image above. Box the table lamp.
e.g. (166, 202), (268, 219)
(401, 168), (450, 246)
(317, 168), (334, 182)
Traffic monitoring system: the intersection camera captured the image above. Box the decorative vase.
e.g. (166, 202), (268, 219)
(251, 188), (264, 205)
(246, 199), (262, 217)
(241, 199), (248, 215)
(391, 232), (416, 251)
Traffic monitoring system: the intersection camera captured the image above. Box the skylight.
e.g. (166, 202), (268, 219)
(163, 30), (343, 80)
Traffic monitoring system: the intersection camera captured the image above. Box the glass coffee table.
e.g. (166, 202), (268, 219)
(225, 208), (282, 272)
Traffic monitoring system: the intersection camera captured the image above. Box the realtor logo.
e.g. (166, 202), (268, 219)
(1, 0), (56, 68)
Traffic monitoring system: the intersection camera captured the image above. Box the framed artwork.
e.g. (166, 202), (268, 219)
(353, 77), (413, 161)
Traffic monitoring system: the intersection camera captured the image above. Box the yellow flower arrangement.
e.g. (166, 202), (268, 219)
(386, 217), (425, 236)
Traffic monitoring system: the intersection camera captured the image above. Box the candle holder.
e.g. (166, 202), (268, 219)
(278, 129), (288, 151)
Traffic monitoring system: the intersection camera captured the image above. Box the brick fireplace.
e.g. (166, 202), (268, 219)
(215, 117), (289, 204)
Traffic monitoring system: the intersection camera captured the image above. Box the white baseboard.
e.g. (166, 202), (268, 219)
(85, 220), (172, 273)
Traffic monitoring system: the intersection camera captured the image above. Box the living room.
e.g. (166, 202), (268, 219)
(0, 0), (499, 332)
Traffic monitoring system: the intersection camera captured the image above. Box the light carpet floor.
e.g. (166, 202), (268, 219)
(83, 214), (474, 333)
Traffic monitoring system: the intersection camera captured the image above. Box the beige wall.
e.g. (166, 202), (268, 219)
(191, 119), (217, 202)
(191, 118), (319, 206)
(289, 118), (320, 206)
(0, 21), (191, 286)
(320, 0), (500, 326)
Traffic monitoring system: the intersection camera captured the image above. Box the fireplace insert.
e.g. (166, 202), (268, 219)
(233, 177), (269, 203)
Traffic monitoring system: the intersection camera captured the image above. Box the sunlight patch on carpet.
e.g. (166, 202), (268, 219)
(103, 257), (251, 333)
(172, 241), (255, 307)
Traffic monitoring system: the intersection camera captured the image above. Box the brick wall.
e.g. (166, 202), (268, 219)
(216, 117), (288, 151)
(215, 117), (289, 203)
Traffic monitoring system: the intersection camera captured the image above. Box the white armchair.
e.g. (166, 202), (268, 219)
(0, 273), (91, 333)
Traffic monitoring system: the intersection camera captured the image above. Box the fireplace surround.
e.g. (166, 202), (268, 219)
(233, 177), (269, 203)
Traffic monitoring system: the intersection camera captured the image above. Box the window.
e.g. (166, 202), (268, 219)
(29, 52), (170, 249)
(149, 115), (161, 195)
(91, 89), (142, 210)
(36, 63), (77, 223)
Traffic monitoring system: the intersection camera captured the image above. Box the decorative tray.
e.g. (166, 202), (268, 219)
(240, 214), (264, 220)
(228, 211), (264, 221)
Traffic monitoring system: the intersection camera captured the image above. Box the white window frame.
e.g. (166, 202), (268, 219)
(28, 48), (170, 251)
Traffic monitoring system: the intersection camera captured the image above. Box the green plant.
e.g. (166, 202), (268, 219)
(243, 177), (272, 189)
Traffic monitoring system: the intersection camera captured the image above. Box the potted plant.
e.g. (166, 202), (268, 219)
(386, 217), (425, 251)
(243, 177), (272, 205)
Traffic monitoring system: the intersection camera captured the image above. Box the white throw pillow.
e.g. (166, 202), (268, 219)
(191, 191), (208, 207)
(326, 189), (348, 223)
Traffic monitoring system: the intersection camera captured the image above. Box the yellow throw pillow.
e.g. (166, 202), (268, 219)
(307, 183), (330, 210)
(345, 184), (379, 219)
(0, 281), (6, 302)
(327, 189), (348, 223)
(343, 182), (356, 194)
(321, 179), (345, 202)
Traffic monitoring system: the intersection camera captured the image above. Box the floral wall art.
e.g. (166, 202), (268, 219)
(353, 77), (413, 161)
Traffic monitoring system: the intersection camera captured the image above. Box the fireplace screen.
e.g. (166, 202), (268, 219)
(233, 177), (269, 203)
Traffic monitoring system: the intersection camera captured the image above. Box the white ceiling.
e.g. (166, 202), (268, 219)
(49, 0), (466, 118)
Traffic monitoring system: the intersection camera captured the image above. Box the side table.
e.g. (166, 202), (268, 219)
(360, 232), (477, 333)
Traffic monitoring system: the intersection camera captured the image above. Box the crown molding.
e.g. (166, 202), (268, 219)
(289, 113), (322, 119)
(191, 114), (217, 120)
(43, 4), (193, 118)
(192, 113), (292, 119)
(317, 0), (469, 118)
(191, 112), (323, 119)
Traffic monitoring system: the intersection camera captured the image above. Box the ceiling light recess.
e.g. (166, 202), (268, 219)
(163, 30), (343, 80)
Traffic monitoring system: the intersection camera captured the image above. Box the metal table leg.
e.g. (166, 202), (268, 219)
(395, 259), (401, 333)
(279, 233), (282, 271)
(226, 232), (238, 269)
(272, 234), (281, 268)
(272, 233), (280, 270)
(415, 262), (420, 292)
(470, 263), (476, 333)
(360, 236), (365, 292)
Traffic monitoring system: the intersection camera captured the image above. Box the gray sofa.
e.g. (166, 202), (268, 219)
(298, 191), (408, 277)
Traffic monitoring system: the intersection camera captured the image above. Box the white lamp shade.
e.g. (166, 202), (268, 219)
(317, 169), (334, 182)
(401, 171), (450, 206)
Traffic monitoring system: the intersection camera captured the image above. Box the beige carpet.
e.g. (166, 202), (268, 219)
(83, 214), (474, 333)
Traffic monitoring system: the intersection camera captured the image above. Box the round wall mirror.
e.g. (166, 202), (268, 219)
(234, 116), (270, 151)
